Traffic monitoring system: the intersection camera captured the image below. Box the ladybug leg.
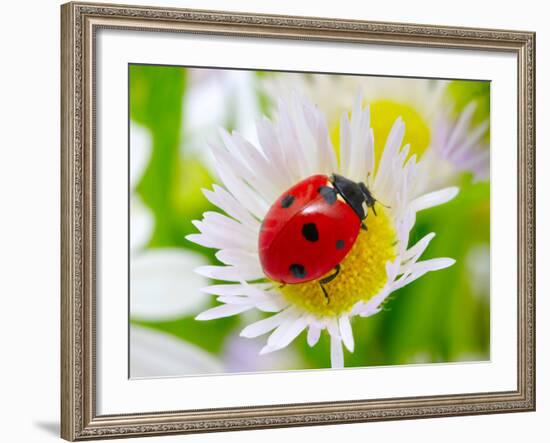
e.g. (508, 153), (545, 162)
(361, 222), (368, 231)
(320, 264), (341, 284)
(318, 264), (341, 303)
(319, 284), (330, 303)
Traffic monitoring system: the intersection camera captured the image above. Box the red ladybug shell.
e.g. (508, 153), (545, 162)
(259, 174), (361, 284)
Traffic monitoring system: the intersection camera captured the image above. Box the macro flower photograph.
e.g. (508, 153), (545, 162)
(129, 65), (490, 377)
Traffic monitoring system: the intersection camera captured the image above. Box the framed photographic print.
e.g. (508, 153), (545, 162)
(60, 1), (536, 440)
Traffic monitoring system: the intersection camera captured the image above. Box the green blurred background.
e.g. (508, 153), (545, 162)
(129, 64), (490, 374)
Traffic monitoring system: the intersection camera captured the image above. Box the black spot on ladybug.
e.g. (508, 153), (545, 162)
(289, 263), (306, 279)
(318, 186), (337, 205)
(281, 195), (295, 208)
(336, 239), (345, 249)
(302, 223), (319, 242)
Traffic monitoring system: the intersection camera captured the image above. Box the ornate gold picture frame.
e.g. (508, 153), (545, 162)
(61, 1), (535, 440)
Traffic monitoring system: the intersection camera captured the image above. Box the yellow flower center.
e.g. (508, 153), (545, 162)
(371, 100), (431, 163)
(279, 206), (397, 317)
(330, 100), (431, 167)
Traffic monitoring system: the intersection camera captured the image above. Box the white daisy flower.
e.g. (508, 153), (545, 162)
(130, 325), (223, 378)
(129, 123), (209, 321)
(430, 102), (490, 182)
(264, 74), (489, 189)
(187, 93), (458, 368)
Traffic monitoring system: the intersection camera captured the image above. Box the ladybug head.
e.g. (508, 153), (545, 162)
(331, 173), (377, 220)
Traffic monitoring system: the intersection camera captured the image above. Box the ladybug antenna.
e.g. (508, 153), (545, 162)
(358, 182), (390, 214)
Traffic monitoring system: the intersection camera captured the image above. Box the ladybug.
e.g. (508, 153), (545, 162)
(258, 173), (378, 301)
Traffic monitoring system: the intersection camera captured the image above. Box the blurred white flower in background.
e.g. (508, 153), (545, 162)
(183, 69), (260, 172)
(131, 325), (223, 378)
(263, 74), (489, 193)
(466, 243), (490, 300)
(430, 102), (490, 182)
(129, 123), (219, 376)
(222, 335), (302, 373)
(130, 148), (204, 320)
(130, 123), (210, 320)
(130, 249), (209, 320)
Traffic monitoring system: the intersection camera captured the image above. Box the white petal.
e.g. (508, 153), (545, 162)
(201, 283), (271, 296)
(375, 117), (405, 191)
(465, 149), (490, 182)
(239, 283), (289, 312)
(330, 334), (344, 369)
(348, 98), (371, 181)
(223, 334), (299, 372)
(409, 187), (459, 213)
(215, 249), (261, 268)
(286, 94), (317, 176)
(254, 292), (288, 312)
(195, 303), (252, 321)
(194, 264), (264, 282)
(256, 116), (295, 189)
(216, 294), (286, 313)
(217, 129), (281, 202)
(259, 344), (277, 355)
(266, 316), (308, 350)
(234, 131), (292, 195)
(395, 211), (415, 256)
(338, 315), (354, 352)
(216, 295), (255, 305)
(130, 326), (223, 377)
(129, 123), (152, 189)
(130, 249), (208, 320)
(387, 257), (402, 281)
(130, 197), (154, 252)
(200, 283), (286, 312)
(365, 128), (375, 178)
(203, 185), (260, 229)
(402, 233), (436, 263)
(413, 257), (456, 272)
(240, 310), (291, 338)
(213, 155), (269, 220)
(307, 325), (321, 347)
(444, 101), (477, 154)
(326, 319), (345, 368)
(302, 100), (338, 174)
(339, 112), (352, 176)
(185, 233), (220, 249)
(189, 216), (257, 252)
(394, 257), (456, 291)
(276, 97), (311, 179)
(448, 119), (489, 163)
(201, 211), (258, 242)
(354, 284), (391, 318)
(254, 296), (289, 313)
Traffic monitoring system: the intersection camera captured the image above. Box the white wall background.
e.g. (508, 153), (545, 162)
(0, 0), (546, 442)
